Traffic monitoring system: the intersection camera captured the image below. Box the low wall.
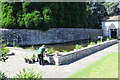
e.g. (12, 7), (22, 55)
(0, 28), (103, 46)
(48, 40), (117, 65)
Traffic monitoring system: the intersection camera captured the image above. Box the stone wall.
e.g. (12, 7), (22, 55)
(50, 40), (117, 65)
(0, 28), (103, 46)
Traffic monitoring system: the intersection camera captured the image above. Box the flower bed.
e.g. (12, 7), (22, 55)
(46, 40), (118, 65)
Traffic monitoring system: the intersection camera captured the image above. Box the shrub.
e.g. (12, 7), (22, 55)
(62, 50), (68, 52)
(23, 13), (34, 28)
(12, 41), (20, 48)
(32, 54), (36, 59)
(42, 7), (51, 23)
(32, 10), (43, 27)
(12, 41), (16, 47)
(97, 41), (103, 44)
(106, 37), (113, 41)
(0, 40), (10, 62)
(75, 44), (83, 49)
(82, 44), (88, 47)
(47, 48), (56, 54)
(31, 54), (37, 62)
(15, 68), (42, 79)
(0, 71), (7, 79)
(89, 42), (96, 46)
(24, 57), (29, 61)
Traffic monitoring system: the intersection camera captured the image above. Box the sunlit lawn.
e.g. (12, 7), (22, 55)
(69, 52), (118, 78)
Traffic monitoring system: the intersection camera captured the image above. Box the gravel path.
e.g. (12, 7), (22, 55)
(0, 43), (119, 78)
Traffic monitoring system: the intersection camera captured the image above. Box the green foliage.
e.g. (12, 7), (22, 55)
(12, 41), (20, 48)
(12, 41), (16, 47)
(23, 10), (43, 29)
(23, 13), (34, 28)
(24, 55), (37, 63)
(75, 44), (83, 49)
(42, 7), (51, 23)
(106, 37), (113, 41)
(62, 50), (68, 52)
(1, 2), (88, 30)
(87, 2), (107, 29)
(32, 11), (43, 27)
(89, 42), (96, 46)
(0, 2), (1, 27)
(97, 41), (103, 44)
(0, 40), (9, 62)
(16, 10), (24, 28)
(31, 54), (37, 60)
(15, 68), (42, 79)
(24, 57), (28, 60)
(47, 48), (56, 54)
(22, 2), (31, 13)
(103, 2), (119, 15)
(2, 2), (17, 28)
(87, 2), (119, 29)
(48, 2), (88, 28)
(0, 71), (7, 79)
(3, 2), (118, 29)
(24, 57), (31, 61)
(82, 44), (88, 47)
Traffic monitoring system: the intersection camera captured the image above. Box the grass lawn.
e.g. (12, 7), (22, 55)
(69, 52), (118, 78)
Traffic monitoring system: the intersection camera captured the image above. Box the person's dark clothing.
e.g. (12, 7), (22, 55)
(38, 54), (44, 65)
(37, 46), (46, 65)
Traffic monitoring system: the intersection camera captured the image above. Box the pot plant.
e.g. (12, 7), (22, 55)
(24, 57), (29, 63)
(31, 54), (36, 63)
(47, 48), (55, 56)
(28, 59), (33, 64)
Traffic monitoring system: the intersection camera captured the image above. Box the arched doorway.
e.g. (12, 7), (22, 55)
(108, 23), (118, 39)
(110, 29), (117, 39)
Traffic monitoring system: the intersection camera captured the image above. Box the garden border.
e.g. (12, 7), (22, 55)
(46, 40), (118, 65)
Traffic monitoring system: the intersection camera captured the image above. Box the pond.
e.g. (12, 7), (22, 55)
(23, 39), (91, 52)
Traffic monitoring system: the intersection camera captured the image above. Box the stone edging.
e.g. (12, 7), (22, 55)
(46, 40), (118, 65)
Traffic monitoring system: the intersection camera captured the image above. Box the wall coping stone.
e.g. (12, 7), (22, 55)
(49, 39), (117, 65)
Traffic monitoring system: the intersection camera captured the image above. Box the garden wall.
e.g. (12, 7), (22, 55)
(0, 28), (103, 46)
(50, 40), (117, 65)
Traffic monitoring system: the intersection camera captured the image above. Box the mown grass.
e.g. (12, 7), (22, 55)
(68, 52), (118, 78)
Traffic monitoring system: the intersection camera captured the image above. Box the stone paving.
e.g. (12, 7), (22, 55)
(0, 43), (119, 78)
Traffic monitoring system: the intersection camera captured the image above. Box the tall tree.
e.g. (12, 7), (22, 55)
(78, 2), (88, 28)
(1, 2), (88, 30)
(87, 2), (107, 29)
(103, 2), (119, 15)
(2, 2), (17, 28)
(0, 2), (2, 27)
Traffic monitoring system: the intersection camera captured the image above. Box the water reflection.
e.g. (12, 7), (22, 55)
(24, 39), (90, 52)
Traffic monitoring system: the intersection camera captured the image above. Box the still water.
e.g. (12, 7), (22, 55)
(26, 40), (90, 52)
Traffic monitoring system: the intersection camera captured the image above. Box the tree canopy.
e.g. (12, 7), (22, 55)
(1, 2), (119, 30)
(87, 2), (119, 29)
(1, 2), (88, 30)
